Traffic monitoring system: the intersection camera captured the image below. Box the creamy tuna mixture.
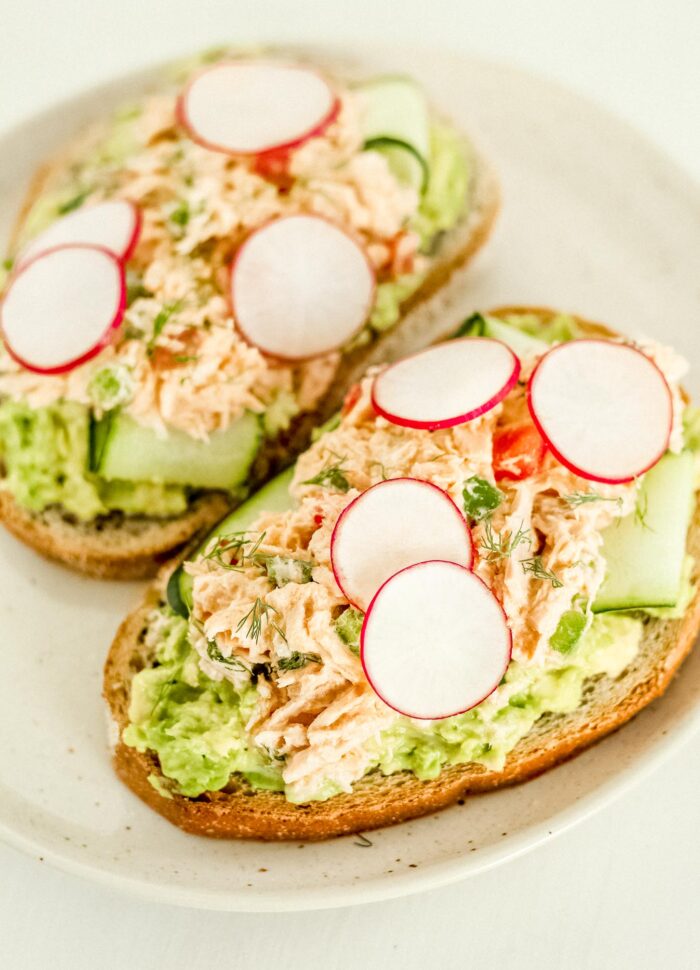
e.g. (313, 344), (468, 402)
(130, 330), (687, 802)
(0, 75), (448, 440)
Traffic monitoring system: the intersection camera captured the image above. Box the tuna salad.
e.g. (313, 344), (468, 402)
(122, 311), (700, 803)
(0, 55), (475, 524)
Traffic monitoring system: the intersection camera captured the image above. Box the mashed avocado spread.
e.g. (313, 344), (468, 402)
(368, 122), (471, 334)
(0, 400), (187, 520)
(124, 607), (642, 803)
(122, 311), (699, 804)
(1, 107), (470, 520)
(123, 610), (285, 797)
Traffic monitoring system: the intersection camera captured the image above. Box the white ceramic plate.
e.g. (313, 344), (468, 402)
(1, 45), (699, 913)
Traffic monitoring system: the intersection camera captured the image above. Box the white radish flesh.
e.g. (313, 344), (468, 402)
(178, 62), (338, 155)
(361, 561), (512, 720)
(17, 200), (141, 267)
(528, 338), (672, 483)
(231, 215), (375, 359)
(371, 338), (520, 430)
(1, 245), (126, 374)
(331, 478), (473, 611)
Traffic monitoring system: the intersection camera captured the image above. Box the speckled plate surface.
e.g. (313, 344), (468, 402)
(1, 44), (699, 912)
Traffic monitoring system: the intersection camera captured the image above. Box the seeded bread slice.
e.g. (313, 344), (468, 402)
(1, 137), (499, 579)
(103, 309), (700, 838)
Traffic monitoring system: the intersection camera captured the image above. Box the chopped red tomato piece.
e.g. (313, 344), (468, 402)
(493, 423), (547, 481)
(388, 231), (416, 276)
(341, 382), (362, 415)
(313, 513), (324, 526)
(252, 148), (293, 189)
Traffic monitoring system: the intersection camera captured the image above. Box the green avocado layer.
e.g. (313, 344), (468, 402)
(122, 311), (700, 804)
(0, 400), (188, 520)
(368, 122), (471, 334)
(1, 109), (470, 521)
(123, 611), (285, 797)
(124, 609), (642, 804)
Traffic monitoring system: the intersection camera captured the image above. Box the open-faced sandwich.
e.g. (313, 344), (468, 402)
(104, 307), (700, 839)
(0, 53), (498, 578)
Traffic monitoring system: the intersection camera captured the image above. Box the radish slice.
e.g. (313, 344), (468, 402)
(527, 339), (672, 484)
(372, 338), (520, 430)
(1, 245), (126, 375)
(18, 200), (141, 267)
(361, 561), (511, 720)
(231, 215), (375, 359)
(331, 478), (473, 611)
(178, 61), (339, 156)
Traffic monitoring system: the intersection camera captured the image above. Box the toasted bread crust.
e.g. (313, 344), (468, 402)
(105, 516), (700, 840)
(1, 128), (499, 579)
(0, 490), (230, 580)
(103, 309), (700, 839)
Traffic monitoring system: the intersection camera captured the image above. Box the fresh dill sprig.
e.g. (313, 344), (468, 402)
(203, 530), (267, 572)
(203, 532), (315, 587)
(634, 489), (652, 531)
(203, 638), (275, 682)
(520, 556), (564, 588)
(201, 621), (323, 681)
(302, 452), (351, 493)
(207, 639), (320, 676)
(276, 651), (322, 672)
(190, 615), (250, 672)
(205, 639), (250, 672)
(369, 461), (389, 481)
(353, 833), (373, 848)
(479, 520), (531, 562)
(563, 491), (624, 511)
(236, 597), (287, 643)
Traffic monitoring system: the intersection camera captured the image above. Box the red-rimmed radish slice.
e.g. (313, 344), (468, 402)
(18, 200), (141, 267)
(372, 338), (520, 431)
(0, 245), (126, 375)
(231, 215), (375, 359)
(361, 560), (511, 720)
(331, 478), (473, 611)
(527, 338), (672, 484)
(178, 61), (339, 156)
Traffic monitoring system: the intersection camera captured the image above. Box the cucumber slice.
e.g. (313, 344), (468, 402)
(96, 411), (261, 490)
(594, 451), (695, 612)
(205, 464), (296, 538)
(454, 313), (549, 357)
(166, 564), (189, 619)
(482, 316), (549, 358)
(170, 465), (297, 616)
(365, 138), (427, 192)
(89, 411), (114, 472)
(360, 77), (429, 188)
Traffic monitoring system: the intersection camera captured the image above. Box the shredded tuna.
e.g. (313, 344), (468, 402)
(187, 339), (683, 795)
(0, 84), (421, 437)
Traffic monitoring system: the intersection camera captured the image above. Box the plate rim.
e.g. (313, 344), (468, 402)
(1, 42), (699, 912)
(0, 706), (698, 912)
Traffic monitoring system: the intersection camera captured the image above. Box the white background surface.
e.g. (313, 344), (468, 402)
(1, 1), (699, 967)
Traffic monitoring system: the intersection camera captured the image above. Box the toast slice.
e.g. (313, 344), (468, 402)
(1, 134), (499, 580)
(103, 309), (700, 838)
